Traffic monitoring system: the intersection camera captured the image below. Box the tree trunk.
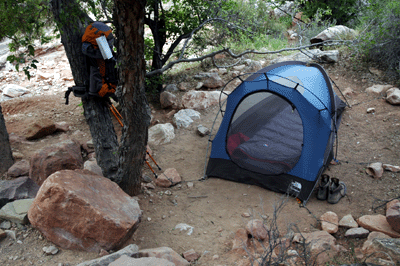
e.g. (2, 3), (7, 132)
(0, 104), (14, 176)
(114, 0), (151, 196)
(51, 0), (119, 180)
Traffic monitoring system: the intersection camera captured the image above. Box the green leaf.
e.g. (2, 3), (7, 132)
(28, 45), (35, 56)
(15, 64), (19, 72)
(6, 55), (16, 63)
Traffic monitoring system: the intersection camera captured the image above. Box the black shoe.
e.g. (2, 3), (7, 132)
(327, 177), (346, 204)
(317, 174), (330, 200)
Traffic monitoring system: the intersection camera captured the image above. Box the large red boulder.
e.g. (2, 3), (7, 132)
(28, 169), (142, 252)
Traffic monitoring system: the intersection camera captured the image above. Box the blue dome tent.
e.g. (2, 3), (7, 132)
(205, 61), (346, 204)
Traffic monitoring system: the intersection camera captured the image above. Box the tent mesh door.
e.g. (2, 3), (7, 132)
(226, 91), (303, 175)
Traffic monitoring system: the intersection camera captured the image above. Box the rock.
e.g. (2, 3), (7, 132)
(0, 220), (11, 229)
(293, 230), (343, 265)
(155, 168), (181, 188)
(76, 244), (139, 266)
(366, 162), (384, 178)
(55, 121), (70, 132)
(137, 246), (190, 266)
(369, 67), (384, 76)
(343, 87), (355, 96)
(345, 227), (370, 238)
(178, 82), (191, 91)
(245, 219), (268, 240)
(197, 125), (210, 137)
(5, 229), (16, 240)
(0, 176), (39, 208)
(357, 215), (400, 238)
(29, 139), (83, 186)
(386, 87), (400, 105)
(386, 202), (400, 233)
(310, 25), (357, 44)
(202, 73), (224, 88)
(164, 84), (178, 92)
(365, 84), (393, 96)
(368, 238), (400, 262)
(387, 200), (400, 212)
(339, 214), (359, 228)
(7, 160), (30, 178)
(361, 231), (392, 255)
(0, 84), (30, 101)
(109, 255), (175, 266)
(25, 118), (57, 140)
(28, 169), (142, 252)
(160, 91), (178, 109)
(232, 64), (246, 71)
(172, 109), (201, 128)
(182, 249), (200, 262)
(0, 199), (34, 224)
(174, 223), (194, 236)
(43, 245), (59, 255)
(13, 198), (34, 215)
(320, 211), (339, 234)
(232, 228), (250, 250)
(181, 90), (228, 110)
(195, 82), (203, 90)
(148, 123), (175, 145)
(383, 164), (400, 173)
(244, 61), (262, 73)
(366, 107), (375, 113)
(271, 1), (295, 18)
(83, 159), (103, 177)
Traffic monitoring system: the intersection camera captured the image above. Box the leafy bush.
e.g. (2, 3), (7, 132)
(299, 0), (362, 25)
(356, 0), (400, 77)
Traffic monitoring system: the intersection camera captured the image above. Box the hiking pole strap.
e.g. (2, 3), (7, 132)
(65, 87), (73, 105)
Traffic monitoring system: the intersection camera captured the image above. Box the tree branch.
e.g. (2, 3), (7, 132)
(146, 40), (352, 77)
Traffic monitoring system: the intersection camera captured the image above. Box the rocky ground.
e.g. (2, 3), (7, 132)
(0, 38), (399, 266)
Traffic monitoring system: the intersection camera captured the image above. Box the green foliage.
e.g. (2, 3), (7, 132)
(230, 32), (288, 53)
(145, 74), (164, 101)
(1, 0), (54, 78)
(356, 0), (400, 76)
(268, 0), (363, 25)
(0, 0), (53, 46)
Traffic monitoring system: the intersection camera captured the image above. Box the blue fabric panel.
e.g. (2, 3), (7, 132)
(259, 64), (332, 112)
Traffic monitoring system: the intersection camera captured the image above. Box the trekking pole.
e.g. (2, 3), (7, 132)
(145, 159), (158, 178)
(109, 104), (124, 127)
(147, 151), (162, 171)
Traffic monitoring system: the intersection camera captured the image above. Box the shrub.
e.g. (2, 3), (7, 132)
(356, 0), (400, 77)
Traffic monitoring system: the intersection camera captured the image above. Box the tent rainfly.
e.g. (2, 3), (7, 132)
(206, 61), (346, 204)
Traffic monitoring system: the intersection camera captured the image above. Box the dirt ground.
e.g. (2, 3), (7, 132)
(0, 45), (399, 266)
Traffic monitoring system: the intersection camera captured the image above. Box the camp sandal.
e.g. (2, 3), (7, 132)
(327, 177), (347, 204)
(316, 174), (330, 200)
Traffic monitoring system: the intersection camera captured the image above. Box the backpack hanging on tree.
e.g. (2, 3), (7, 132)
(65, 22), (118, 104)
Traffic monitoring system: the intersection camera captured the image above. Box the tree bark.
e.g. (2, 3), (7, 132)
(51, 0), (119, 180)
(114, 0), (151, 195)
(0, 104), (14, 176)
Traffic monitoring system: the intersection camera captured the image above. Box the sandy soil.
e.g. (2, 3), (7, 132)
(0, 45), (399, 266)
